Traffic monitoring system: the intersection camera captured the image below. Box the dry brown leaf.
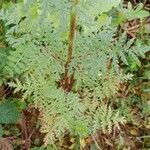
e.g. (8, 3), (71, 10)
(0, 138), (13, 150)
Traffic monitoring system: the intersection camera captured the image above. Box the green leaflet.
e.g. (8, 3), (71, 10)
(0, 101), (20, 124)
(78, 0), (121, 33)
(93, 104), (126, 134)
(79, 0), (121, 16)
(123, 2), (149, 21)
(113, 2), (150, 26)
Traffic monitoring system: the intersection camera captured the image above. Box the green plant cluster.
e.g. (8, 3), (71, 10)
(0, 0), (150, 149)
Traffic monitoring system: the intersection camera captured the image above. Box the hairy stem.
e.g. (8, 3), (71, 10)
(65, 6), (77, 71)
(60, 1), (79, 92)
(61, 5), (77, 92)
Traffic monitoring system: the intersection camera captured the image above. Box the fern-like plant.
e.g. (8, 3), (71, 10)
(0, 0), (150, 147)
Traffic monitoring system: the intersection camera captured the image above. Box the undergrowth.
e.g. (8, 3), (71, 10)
(0, 0), (150, 149)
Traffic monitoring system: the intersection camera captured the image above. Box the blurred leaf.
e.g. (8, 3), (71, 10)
(130, 129), (138, 136)
(97, 13), (112, 28)
(80, 138), (86, 148)
(0, 101), (20, 124)
(0, 126), (3, 137)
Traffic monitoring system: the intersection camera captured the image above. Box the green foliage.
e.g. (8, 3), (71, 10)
(113, 2), (150, 26)
(0, 99), (22, 138)
(120, 2), (149, 21)
(0, 100), (20, 124)
(0, 0), (150, 148)
(93, 103), (126, 134)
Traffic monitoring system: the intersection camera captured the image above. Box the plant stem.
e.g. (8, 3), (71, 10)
(61, 4), (77, 92)
(65, 5), (77, 71)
